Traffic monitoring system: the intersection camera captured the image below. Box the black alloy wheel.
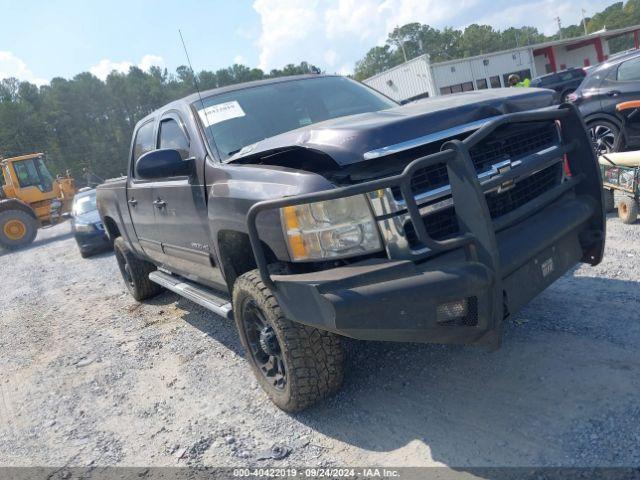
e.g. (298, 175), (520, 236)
(588, 121), (620, 155)
(241, 298), (287, 390)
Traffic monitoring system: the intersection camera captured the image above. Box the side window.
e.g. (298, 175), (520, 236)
(13, 160), (41, 188)
(132, 121), (155, 165)
(617, 58), (640, 82)
(159, 118), (190, 159)
(582, 70), (605, 89)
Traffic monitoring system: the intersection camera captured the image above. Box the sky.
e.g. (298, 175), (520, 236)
(0, 0), (618, 85)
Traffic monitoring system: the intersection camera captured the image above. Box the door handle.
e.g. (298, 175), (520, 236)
(607, 90), (621, 97)
(128, 198), (138, 207)
(153, 199), (167, 209)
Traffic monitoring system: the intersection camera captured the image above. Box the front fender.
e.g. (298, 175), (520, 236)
(583, 112), (622, 129)
(206, 163), (335, 265)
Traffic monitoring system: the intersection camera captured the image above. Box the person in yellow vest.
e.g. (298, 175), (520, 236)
(508, 74), (531, 88)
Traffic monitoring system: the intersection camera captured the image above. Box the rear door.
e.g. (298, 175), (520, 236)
(126, 120), (163, 262)
(151, 112), (225, 287)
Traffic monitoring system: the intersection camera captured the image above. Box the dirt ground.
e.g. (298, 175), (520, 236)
(1, 215), (639, 469)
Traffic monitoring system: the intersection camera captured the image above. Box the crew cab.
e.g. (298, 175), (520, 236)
(97, 75), (605, 412)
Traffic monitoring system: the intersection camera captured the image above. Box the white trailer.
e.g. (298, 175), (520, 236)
(432, 48), (537, 94)
(363, 55), (437, 103)
(364, 49), (538, 102)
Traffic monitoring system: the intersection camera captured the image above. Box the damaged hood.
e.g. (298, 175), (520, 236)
(226, 87), (556, 166)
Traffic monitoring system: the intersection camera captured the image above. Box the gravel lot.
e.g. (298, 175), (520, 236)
(1, 214), (639, 469)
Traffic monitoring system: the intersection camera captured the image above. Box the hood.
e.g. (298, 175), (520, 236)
(74, 209), (101, 224)
(226, 88), (556, 167)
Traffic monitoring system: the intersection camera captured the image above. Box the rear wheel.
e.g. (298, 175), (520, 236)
(233, 269), (345, 412)
(113, 237), (163, 301)
(618, 196), (638, 224)
(0, 210), (38, 249)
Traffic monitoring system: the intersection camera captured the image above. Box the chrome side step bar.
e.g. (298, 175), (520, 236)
(149, 271), (233, 320)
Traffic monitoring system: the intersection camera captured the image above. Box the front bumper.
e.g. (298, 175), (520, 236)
(74, 230), (111, 252)
(246, 105), (605, 347)
(271, 194), (593, 345)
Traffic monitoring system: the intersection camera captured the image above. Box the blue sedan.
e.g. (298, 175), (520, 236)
(71, 188), (111, 258)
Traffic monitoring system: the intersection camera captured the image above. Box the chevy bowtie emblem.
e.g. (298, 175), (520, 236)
(490, 159), (517, 193)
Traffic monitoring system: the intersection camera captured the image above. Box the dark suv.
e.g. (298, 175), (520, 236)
(530, 68), (586, 103)
(569, 50), (640, 154)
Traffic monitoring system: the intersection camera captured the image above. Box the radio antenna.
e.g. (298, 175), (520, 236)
(179, 29), (210, 124)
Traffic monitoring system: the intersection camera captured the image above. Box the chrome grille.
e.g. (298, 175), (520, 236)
(404, 163), (563, 247)
(392, 121), (559, 200)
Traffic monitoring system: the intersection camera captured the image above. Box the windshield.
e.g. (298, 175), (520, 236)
(195, 76), (397, 160)
(73, 192), (97, 215)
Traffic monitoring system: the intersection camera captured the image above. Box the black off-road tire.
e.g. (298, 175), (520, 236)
(618, 196), (638, 224)
(233, 269), (345, 412)
(0, 210), (38, 249)
(603, 188), (616, 213)
(113, 237), (163, 301)
(80, 249), (91, 259)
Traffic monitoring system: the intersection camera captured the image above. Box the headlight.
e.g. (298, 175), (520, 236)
(280, 194), (382, 261)
(74, 222), (95, 233)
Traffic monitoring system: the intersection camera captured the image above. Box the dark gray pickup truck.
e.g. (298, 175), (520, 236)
(97, 74), (605, 412)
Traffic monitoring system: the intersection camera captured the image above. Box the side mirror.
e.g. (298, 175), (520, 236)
(135, 149), (193, 180)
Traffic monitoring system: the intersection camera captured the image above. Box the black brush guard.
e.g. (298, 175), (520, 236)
(245, 104), (605, 346)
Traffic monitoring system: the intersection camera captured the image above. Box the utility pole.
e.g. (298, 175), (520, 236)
(389, 26), (409, 62)
(581, 9), (589, 35)
(395, 38), (408, 62)
(555, 17), (563, 39)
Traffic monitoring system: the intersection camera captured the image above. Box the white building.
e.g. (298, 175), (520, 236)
(364, 25), (640, 103)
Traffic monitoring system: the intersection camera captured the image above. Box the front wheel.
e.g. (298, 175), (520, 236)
(0, 210), (38, 249)
(588, 120), (621, 155)
(233, 269), (345, 412)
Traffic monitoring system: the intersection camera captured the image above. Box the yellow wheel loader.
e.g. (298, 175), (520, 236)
(0, 153), (76, 249)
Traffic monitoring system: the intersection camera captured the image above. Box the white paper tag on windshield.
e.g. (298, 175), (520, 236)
(198, 101), (245, 127)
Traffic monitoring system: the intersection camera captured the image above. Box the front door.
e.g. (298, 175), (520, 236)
(151, 113), (225, 288)
(600, 56), (640, 144)
(127, 120), (163, 262)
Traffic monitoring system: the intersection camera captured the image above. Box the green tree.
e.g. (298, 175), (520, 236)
(0, 60), (319, 182)
(459, 24), (502, 56)
(354, 45), (398, 80)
